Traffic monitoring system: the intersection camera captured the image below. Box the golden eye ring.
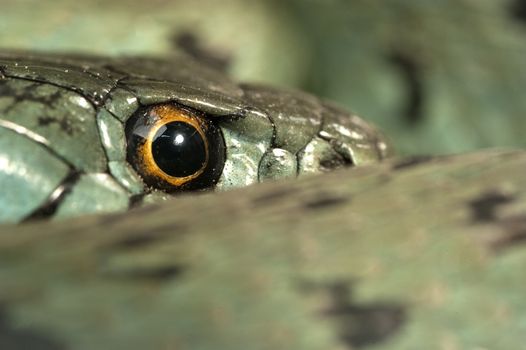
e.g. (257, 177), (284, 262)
(141, 105), (209, 186)
(126, 104), (225, 192)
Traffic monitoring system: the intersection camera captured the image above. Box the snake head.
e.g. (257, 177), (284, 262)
(0, 51), (392, 222)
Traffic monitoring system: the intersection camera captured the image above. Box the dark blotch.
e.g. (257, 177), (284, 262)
(392, 156), (433, 170)
(1, 80), (65, 115)
(105, 264), (186, 282)
(0, 79), (18, 99)
(467, 192), (526, 253)
(172, 31), (231, 72)
(469, 191), (515, 223)
(105, 224), (183, 251)
(37, 116), (75, 136)
(388, 51), (425, 125)
(0, 80), (37, 114)
(304, 195), (349, 211)
(109, 233), (165, 250)
(0, 306), (65, 350)
(510, 0), (526, 23)
(39, 89), (63, 108)
(301, 281), (407, 348)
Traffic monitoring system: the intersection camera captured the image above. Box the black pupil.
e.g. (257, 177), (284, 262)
(151, 121), (207, 177)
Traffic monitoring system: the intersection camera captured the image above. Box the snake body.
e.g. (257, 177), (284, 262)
(1, 3), (526, 349)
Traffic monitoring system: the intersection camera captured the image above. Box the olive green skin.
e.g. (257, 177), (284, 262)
(0, 51), (391, 223)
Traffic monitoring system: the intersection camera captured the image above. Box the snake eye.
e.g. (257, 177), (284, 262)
(126, 104), (225, 192)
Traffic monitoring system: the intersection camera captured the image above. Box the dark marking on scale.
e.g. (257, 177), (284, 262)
(468, 191), (516, 223)
(102, 262), (186, 282)
(392, 156), (433, 170)
(0, 79), (65, 114)
(303, 194), (349, 211)
(107, 229), (175, 251)
(37, 116), (76, 135)
(24, 171), (81, 221)
(300, 281), (407, 348)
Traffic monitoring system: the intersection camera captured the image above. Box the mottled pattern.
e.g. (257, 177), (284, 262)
(0, 50), (389, 222)
(1, 150), (525, 349)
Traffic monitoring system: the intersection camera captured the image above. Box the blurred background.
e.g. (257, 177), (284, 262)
(2, 0), (525, 155)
